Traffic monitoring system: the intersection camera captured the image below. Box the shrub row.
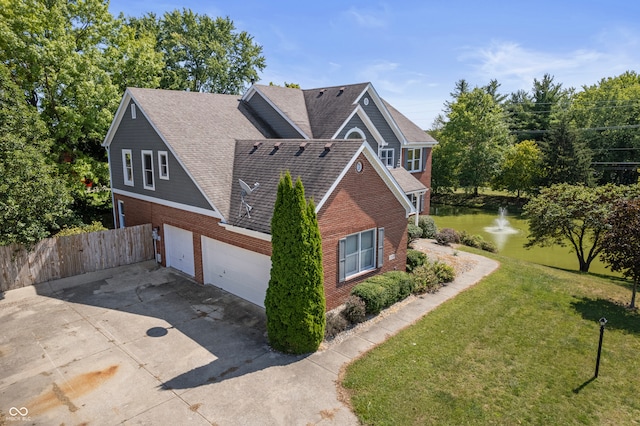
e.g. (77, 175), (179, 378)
(325, 253), (458, 340)
(407, 215), (498, 254)
(434, 228), (497, 253)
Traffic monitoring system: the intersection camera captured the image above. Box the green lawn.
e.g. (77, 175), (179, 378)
(341, 251), (640, 425)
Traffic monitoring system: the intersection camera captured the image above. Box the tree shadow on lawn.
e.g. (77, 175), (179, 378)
(570, 296), (640, 334)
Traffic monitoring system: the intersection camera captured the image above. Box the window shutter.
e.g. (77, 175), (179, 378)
(377, 227), (384, 268)
(339, 238), (346, 282)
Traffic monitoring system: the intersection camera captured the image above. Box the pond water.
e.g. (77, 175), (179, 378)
(429, 204), (615, 277)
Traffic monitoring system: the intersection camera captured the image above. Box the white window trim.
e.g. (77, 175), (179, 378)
(158, 151), (169, 180)
(339, 227), (384, 282)
(406, 147), (423, 172)
(379, 148), (394, 168)
(141, 150), (155, 190)
(122, 149), (134, 186)
(130, 103), (137, 119)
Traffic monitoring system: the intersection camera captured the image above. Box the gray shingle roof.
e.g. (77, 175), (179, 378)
(382, 99), (437, 144)
(303, 83), (369, 138)
(389, 167), (427, 194)
(252, 85), (312, 137)
(127, 88), (272, 219)
(229, 139), (363, 234)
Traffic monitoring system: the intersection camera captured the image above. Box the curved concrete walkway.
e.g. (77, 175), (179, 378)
(0, 241), (498, 425)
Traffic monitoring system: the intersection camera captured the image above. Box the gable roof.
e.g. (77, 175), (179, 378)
(103, 88), (272, 219)
(303, 83), (370, 139)
(382, 99), (437, 145)
(229, 140), (414, 234)
(248, 85), (312, 138)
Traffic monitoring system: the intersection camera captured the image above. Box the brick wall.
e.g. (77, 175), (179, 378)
(114, 154), (409, 312)
(318, 153), (408, 310)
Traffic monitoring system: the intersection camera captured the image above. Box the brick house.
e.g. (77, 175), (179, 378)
(103, 83), (437, 310)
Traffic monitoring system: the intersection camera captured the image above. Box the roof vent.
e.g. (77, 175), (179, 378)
(253, 141), (263, 148)
(299, 142), (308, 150)
(273, 141), (282, 149)
(324, 142), (333, 151)
(318, 89), (326, 97)
(338, 87), (345, 96)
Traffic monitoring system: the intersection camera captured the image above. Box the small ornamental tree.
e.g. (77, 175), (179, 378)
(600, 198), (640, 308)
(524, 183), (624, 272)
(265, 172), (325, 354)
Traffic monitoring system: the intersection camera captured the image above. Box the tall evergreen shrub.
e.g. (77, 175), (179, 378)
(265, 172), (326, 354)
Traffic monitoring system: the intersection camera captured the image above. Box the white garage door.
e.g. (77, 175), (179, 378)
(201, 236), (271, 307)
(164, 225), (195, 277)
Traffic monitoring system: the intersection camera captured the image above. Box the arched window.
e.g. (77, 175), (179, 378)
(345, 127), (364, 139)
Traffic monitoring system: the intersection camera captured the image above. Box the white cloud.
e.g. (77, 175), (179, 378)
(344, 5), (388, 28)
(460, 36), (640, 93)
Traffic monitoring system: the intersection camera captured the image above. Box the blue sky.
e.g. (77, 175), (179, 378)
(108, 0), (640, 129)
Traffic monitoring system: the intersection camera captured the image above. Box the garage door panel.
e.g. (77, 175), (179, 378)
(202, 237), (270, 307)
(165, 225), (195, 277)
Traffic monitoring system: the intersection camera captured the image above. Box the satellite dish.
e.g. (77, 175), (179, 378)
(238, 179), (259, 218)
(239, 179), (257, 195)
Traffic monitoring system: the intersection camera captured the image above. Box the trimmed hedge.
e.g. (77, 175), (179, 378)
(351, 271), (415, 314)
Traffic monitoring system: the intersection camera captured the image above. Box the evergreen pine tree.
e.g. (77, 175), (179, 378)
(265, 172), (325, 354)
(539, 113), (594, 186)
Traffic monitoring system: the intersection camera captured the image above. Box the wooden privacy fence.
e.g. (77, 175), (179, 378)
(0, 224), (154, 292)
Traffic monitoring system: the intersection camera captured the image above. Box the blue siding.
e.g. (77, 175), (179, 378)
(247, 93), (305, 138)
(359, 91), (401, 163)
(109, 101), (213, 210)
(336, 115), (377, 152)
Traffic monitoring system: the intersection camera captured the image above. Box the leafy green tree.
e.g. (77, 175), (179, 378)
(493, 140), (543, 197)
(0, 64), (72, 246)
(539, 112), (594, 186)
(0, 0), (121, 158)
(144, 9), (266, 94)
(523, 183), (636, 272)
(265, 172), (325, 354)
(439, 87), (513, 194)
(600, 198), (640, 308)
(571, 71), (640, 184)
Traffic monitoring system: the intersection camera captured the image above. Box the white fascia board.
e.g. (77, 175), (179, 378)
(112, 188), (224, 220)
(218, 222), (272, 242)
(330, 106), (386, 147)
(106, 91), (224, 221)
(102, 90), (132, 147)
(250, 86), (310, 139)
(403, 140), (439, 148)
(315, 143), (416, 218)
(241, 85), (258, 101)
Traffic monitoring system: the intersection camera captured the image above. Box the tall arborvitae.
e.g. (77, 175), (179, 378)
(265, 171), (325, 354)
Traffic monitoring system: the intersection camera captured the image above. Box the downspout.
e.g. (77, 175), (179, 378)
(107, 146), (117, 228)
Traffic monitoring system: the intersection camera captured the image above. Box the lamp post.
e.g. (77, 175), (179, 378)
(595, 317), (607, 378)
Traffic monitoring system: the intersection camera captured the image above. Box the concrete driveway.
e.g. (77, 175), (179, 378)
(0, 261), (358, 425)
(1, 242), (499, 425)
